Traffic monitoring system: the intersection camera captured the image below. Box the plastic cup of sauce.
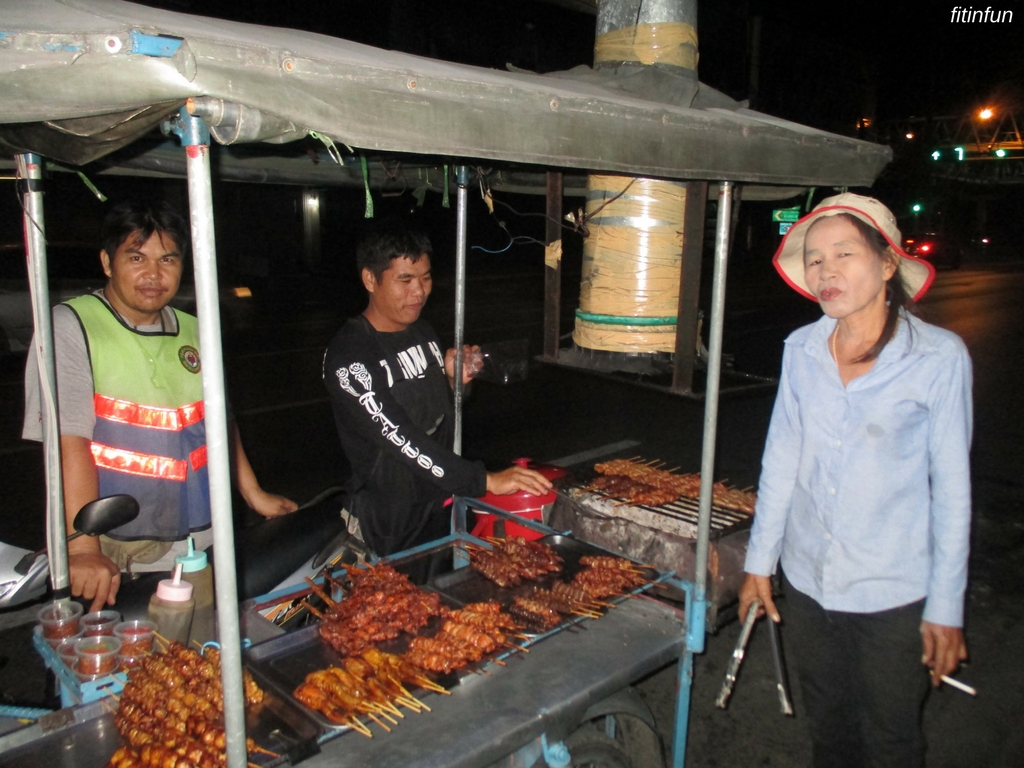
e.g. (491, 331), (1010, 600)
(74, 635), (121, 676)
(81, 610), (121, 637)
(55, 637), (81, 669)
(114, 620), (156, 657)
(38, 601), (84, 647)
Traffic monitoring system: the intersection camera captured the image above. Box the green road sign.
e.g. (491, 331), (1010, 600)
(772, 206), (801, 222)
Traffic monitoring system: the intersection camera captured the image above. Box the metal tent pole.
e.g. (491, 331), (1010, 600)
(452, 165), (469, 455)
(17, 153), (69, 596)
(672, 181), (732, 768)
(171, 106), (247, 768)
(694, 180), (733, 635)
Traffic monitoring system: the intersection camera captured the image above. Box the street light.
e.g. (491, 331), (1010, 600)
(912, 203), (923, 213)
(995, 148), (1007, 158)
(979, 107), (994, 120)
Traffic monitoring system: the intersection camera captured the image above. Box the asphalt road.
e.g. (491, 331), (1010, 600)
(1, 263), (1022, 766)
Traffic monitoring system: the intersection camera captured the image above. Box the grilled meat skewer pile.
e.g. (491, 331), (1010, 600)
(590, 458), (757, 513)
(317, 563), (442, 656)
(294, 649), (446, 736)
(405, 601), (523, 674)
(469, 537), (563, 587)
(104, 642), (271, 768)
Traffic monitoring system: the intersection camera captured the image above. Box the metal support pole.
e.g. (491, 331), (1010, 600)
(173, 106), (248, 768)
(18, 153), (69, 596)
(453, 165), (469, 455)
(542, 171), (563, 360)
(692, 181), (733, 652)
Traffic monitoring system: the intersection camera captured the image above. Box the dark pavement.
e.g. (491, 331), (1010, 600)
(1, 262), (1022, 766)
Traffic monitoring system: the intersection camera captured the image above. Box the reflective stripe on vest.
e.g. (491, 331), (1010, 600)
(90, 443), (209, 481)
(94, 394), (204, 431)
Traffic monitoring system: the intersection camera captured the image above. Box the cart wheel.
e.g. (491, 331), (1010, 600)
(564, 729), (631, 768)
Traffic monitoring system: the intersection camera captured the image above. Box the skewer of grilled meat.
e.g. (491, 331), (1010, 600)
(510, 596), (562, 630)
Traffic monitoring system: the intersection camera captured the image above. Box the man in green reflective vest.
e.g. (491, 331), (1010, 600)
(23, 201), (297, 611)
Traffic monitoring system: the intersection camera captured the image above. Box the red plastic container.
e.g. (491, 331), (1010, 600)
(471, 459), (567, 541)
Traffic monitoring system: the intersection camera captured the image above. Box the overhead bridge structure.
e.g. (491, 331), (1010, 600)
(880, 111), (1024, 185)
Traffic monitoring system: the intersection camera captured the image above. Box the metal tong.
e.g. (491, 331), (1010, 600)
(715, 599), (793, 715)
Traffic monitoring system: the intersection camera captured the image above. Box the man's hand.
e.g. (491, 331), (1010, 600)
(68, 550), (121, 612)
(245, 488), (299, 519)
(921, 621), (967, 686)
(486, 466), (553, 496)
(739, 572), (781, 623)
(445, 345), (483, 387)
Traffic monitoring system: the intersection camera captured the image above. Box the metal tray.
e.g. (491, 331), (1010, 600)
(0, 675), (323, 768)
(431, 534), (659, 632)
(245, 617), (459, 733)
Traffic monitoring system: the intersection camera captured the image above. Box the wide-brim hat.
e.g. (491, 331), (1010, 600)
(773, 193), (935, 302)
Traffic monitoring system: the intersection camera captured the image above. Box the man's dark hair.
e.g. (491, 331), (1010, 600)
(100, 200), (189, 260)
(356, 225), (432, 283)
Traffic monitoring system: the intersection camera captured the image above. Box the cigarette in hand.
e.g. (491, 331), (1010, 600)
(940, 675), (977, 696)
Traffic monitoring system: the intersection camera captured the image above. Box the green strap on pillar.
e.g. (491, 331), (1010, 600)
(442, 164), (450, 208)
(360, 155), (373, 218)
(76, 171), (107, 202)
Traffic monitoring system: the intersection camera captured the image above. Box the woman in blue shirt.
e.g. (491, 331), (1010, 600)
(740, 194), (972, 768)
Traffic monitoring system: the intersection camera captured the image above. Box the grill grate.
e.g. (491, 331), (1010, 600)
(568, 486), (753, 538)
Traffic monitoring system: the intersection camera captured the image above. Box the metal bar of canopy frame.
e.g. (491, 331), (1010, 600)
(18, 153), (70, 596)
(671, 180), (732, 768)
(174, 107), (248, 768)
(453, 166), (469, 456)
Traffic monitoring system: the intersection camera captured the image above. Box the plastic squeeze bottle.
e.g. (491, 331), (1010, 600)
(147, 563), (195, 645)
(175, 537), (216, 646)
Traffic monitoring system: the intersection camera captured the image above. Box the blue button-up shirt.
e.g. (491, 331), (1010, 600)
(744, 313), (973, 627)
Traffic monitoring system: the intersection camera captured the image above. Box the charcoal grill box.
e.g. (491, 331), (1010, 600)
(548, 488), (752, 629)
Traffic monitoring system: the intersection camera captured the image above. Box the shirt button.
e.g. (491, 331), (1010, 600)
(828, 487), (836, 495)
(825, 533), (832, 541)
(836, 439), (842, 447)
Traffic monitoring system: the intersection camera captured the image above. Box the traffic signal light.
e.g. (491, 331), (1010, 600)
(912, 203), (923, 213)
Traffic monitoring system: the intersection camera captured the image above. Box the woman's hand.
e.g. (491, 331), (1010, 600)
(921, 621), (967, 686)
(739, 572), (781, 623)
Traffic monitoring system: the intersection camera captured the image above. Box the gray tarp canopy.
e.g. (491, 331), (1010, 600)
(0, 0), (891, 186)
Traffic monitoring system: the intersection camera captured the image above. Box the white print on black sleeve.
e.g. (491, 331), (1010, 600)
(396, 344), (429, 380)
(334, 363), (446, 478)
(379, 359), (395, 387)
(428, 341), (444, 368)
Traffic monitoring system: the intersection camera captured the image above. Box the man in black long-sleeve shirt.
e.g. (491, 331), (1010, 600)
(323, 228), (551, 556)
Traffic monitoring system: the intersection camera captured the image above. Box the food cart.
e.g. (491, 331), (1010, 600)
(0, 1), (891, 766)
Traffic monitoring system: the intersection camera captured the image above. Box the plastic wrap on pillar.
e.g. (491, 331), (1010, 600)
(573, 175), (686, 353)
(594, 0), (698, 72)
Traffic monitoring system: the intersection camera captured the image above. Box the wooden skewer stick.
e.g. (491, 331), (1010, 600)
(152, 631), (171, 649)
(299, 599), (324, 619)
(504, 641), (531, 653)
(415, 676), (450, 693)
(304, 577), (336, 607)
(378, 699), (404, 718)
(250, 745), (280, 758)
(404, 694), (431, 712)
(322, 572), (348, 594)
(371, 707), (399, 725)
(394, 695), (422, 711)
(347, 716), (373, 737)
